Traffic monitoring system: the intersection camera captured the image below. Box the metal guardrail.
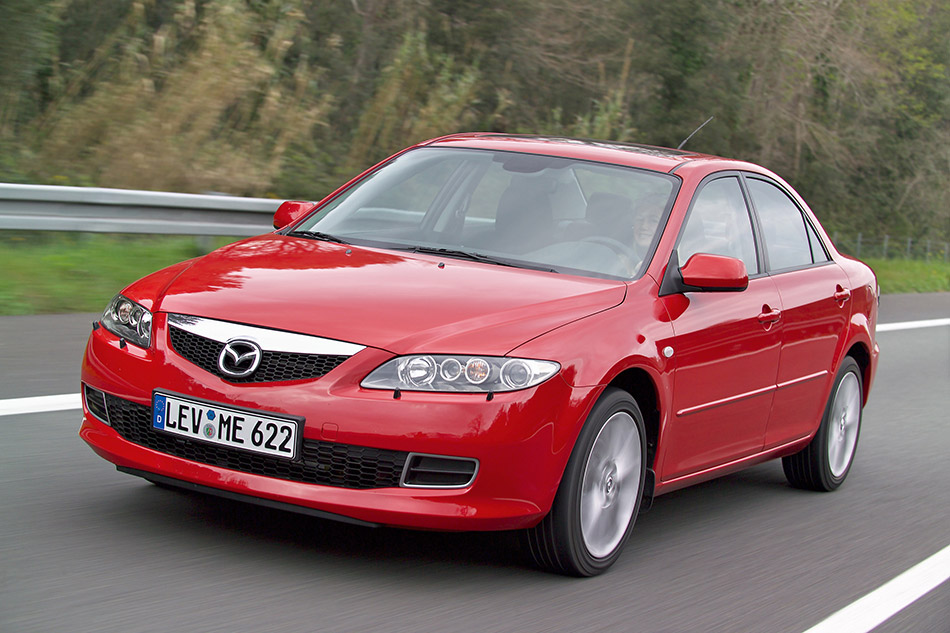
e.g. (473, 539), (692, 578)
(0, 183), (283, 236)
(4, 184), (949, 263)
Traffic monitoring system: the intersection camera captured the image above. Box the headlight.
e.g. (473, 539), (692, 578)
(100, 295), (153, 348)
(361, 355), (560, 393)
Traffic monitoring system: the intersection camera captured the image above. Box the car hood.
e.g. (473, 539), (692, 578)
(151, 234), (626, 355)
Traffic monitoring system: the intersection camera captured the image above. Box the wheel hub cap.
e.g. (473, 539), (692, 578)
(827, 372), (861, 478)
(580, 411), (642, 559)
(602, 465), (618, 506)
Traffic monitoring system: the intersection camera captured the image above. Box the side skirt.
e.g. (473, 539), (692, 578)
(653, 435), (812, 497)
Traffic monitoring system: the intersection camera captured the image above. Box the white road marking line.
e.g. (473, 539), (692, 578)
(801, 543), (950, 633)
(0, 393), (82, 417)
(877, 317), (950, 332)
(0, 312), (946, 629)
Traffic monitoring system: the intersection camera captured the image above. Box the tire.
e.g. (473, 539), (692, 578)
(783, 357), (863, 491)
(525, 387), (646, 576)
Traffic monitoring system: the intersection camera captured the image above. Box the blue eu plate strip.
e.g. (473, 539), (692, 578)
(152, 394), (167, 429)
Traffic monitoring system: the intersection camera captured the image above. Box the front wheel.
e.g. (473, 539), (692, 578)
(524, 388), (646, 576)
(783, 356), (863, 491)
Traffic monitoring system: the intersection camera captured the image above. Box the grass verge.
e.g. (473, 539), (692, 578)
(863, 257), (950, 294)
(0, 232), (239, 316)
(0, 233), (947, 316)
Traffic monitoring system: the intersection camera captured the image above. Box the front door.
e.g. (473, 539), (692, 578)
(658, 175), (782, 480)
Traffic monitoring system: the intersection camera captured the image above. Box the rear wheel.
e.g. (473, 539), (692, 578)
(525, 387), (646, 576)
(783, 357), (863, 491)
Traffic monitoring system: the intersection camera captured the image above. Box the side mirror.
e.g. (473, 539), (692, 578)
(273, 200), (317, 229)
(679, 253), (749, 291)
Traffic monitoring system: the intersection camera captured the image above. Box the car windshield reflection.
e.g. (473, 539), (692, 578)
(294, 147), (678, 280)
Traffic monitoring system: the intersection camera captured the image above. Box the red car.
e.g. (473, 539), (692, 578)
(80, 133), (879, 576)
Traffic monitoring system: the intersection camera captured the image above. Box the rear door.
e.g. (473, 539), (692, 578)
(744, 175), (852, 449)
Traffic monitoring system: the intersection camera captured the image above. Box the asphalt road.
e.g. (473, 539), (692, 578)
(1, 294), (948, 633)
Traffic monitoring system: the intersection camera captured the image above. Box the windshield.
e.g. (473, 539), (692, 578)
(293, 147), (678, 280)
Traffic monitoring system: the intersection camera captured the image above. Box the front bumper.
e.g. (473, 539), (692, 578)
(79, 314), (596, 531)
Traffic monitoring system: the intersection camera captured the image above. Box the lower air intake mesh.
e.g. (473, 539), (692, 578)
(103, 393), (408, 490)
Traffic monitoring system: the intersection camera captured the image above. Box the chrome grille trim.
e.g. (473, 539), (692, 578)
(168, 326), (350, 383)
(166, 313), (365, 356)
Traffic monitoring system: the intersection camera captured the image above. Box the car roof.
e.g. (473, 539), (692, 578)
(422, 133), (749, 175)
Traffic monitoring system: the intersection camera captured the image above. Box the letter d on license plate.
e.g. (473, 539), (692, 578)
(152, 392), (299, 460)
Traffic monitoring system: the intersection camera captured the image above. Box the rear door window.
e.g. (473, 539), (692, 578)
(746, 178), (826, 271)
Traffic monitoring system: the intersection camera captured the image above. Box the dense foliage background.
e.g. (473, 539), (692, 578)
(1, 0), (948, 240)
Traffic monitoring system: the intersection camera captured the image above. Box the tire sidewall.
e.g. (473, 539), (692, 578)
(817, 357), (863, 489)
(554, 387), (646, 575)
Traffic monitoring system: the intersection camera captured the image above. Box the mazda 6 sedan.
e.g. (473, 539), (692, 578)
(80, 133), (879, 576)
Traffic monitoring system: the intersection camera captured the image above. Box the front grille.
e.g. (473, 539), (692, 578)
(169, 326), (348, 383)
(103, 393), (408, 489)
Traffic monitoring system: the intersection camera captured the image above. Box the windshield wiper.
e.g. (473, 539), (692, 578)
(287, 230), (350, 245)
(406, 246), (558, 273)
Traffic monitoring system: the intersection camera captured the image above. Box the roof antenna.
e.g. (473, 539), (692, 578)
(677, 116), (714, 150)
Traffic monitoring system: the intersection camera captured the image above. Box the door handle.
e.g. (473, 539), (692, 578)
(834, 285), (851, 303)
(757, 307), (782, 324)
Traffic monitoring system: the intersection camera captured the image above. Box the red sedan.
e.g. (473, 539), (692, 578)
(80, 133), (879, 576)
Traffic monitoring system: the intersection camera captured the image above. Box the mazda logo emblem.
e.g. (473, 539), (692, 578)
(218, 339), (263, 377)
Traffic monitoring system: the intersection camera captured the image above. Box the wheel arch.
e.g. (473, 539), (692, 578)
(845, 341), (872, 406)
(605, 367), (660, 472)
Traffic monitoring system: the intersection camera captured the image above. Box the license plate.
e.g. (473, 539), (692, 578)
(152, 392), (299, 460)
